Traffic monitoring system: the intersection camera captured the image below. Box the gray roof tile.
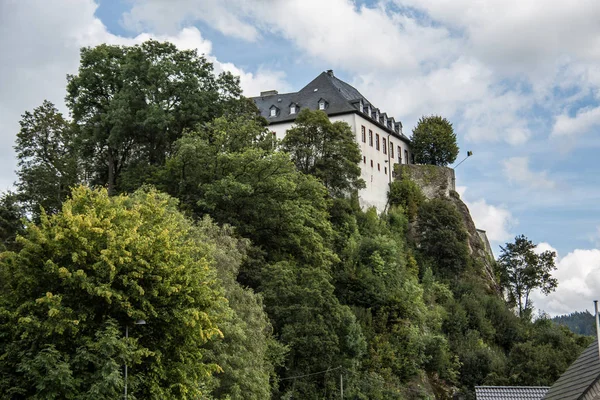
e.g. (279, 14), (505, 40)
(475, 386), (550, 400)
(252, 71), (410, 143)
(543, 340), (600, 400)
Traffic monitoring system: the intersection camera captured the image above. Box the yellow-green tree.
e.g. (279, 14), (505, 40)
(0, 186), (226, 399)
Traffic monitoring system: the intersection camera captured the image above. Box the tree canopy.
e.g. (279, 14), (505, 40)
(411, 115), (459, 166)
(498, 235), (558, 319)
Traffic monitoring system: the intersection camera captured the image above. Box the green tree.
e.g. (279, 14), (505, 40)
(416, 198), (469, 278)
(66, 40), (242, 195)
(0, 192), (24, 252)
(282, 109), (365, 196)
(15, 101), (80, 215)
(411, 116), (459, 166)
(497, 235), (558, 318)
(0, 186), (226, 399)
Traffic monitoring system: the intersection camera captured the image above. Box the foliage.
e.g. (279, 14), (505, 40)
(388, 176), (426, 221)
(65, 40), (243, 195)
(411, 116), (459, 166)
(416, 198), (470, 278)
(0, 186), (226, 399)
(553, 311), (596, 336)
(14, 101), (80, 216)
(282, 109), (365, 196)
(497, 235), (558, 318)
(0, 191), (24, 252)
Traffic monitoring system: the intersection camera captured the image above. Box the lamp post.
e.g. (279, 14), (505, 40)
(451, 151), (472, 190)
(124, 319), (146, 400)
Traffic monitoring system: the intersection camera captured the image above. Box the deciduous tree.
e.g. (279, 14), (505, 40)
(411, 116), (459, 166)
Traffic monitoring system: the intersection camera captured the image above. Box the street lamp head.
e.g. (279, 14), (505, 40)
(134, 319), (146, 325)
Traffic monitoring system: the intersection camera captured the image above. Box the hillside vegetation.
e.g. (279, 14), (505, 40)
(0, 41), (591, 399)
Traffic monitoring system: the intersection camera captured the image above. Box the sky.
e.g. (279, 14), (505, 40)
(1, 0), (600, 316)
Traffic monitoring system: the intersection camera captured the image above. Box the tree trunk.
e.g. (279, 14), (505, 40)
(108, 149), (115, 196)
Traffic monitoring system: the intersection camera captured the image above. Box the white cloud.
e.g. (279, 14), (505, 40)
(531, 248), (600, 316)
(502, 157), (556, 190)
(552, 105), (600, 138)
(456, 186), (516, 246)
(0, 0), (287, 191)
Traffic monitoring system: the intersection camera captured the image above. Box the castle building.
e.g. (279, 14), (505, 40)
(252, 70), (412, 211)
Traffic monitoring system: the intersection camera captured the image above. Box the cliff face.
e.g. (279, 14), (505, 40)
(396, 164), (500, 292)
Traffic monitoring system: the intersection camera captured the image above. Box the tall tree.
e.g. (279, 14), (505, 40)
(0, 186), (227, 399)
(0, 191), (24, 252)
(66, 40), (242, 195)
(282, 109), (365, 197)
(411, 115), (459, 166)
(14, 100), (79, 215)
(498, 235), (558, 318)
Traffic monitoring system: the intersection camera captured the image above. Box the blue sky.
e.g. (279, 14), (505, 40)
(2, 0), (600, 316)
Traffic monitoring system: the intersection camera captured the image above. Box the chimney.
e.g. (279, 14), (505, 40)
(260, 90), (278, 97)
(326, 69), (334, 77)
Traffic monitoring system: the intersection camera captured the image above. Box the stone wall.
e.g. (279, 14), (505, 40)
(395, 164), (455, 199)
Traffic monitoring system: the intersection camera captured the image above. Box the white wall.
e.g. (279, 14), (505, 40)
(268, 113), (411, 213)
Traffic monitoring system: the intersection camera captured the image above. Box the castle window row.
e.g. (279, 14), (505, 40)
(360, 125), (409, 164)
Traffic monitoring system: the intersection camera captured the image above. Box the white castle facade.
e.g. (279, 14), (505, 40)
(252, 70), (413, 211)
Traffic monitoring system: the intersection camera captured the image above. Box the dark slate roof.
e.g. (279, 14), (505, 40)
(475, 386), (550, 400)
(543, 340), (600, 400)
(251, 71), (410, 143)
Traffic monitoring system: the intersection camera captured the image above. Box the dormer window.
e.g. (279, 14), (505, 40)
(366, 105), (371, 116)
(289, 103), (298, 114)
(269, 105), (279, 117)
(359, 100), (364, 113)
(318, 98), (328, 110)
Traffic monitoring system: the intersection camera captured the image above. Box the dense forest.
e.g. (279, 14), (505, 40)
(0, 41), (592, 399)
(553, 311), (596, 336)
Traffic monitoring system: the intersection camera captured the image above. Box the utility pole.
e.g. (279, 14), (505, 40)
(340, 369), (343, 399)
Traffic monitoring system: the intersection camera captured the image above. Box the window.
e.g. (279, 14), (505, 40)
(359, 101), (364, 113)
(382, 138), (387, 154)
(270, 108), (276, 117)
(290, 105), (296, 114)
(390, 142), (394, 158)
(375, 134), (380, 151)
(319, 101), (325, 110)
(377, 163), (380, 171)
(398, 146), (402, 163)
(405, 150), (409, 164)
(384, 166), (387, 174)
(363, 156), (366, 163)
(361, 126), (366, 143)
(370, 160), (373, 167)
(369, 130), (373, 146)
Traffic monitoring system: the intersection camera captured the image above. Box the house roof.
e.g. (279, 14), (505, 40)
(252, 70), (410, 143)
(543, 340), (600, 400)
(475, 386), (550, 400)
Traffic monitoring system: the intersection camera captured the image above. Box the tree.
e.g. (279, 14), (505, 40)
(498, 235), (558, 318)
(282, 109), (365, 197)
(15, 101), (80, 215)
(66, 40), (242, 195)
(0, 186), (227, 398)
(411, 115), (459, 166)
(416, 198), (469, 278)
(0, 191), (24, 252)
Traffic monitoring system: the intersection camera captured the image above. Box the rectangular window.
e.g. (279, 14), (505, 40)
(376, 134), (380, 150)
(270, 109), (276, 117)
(363, 156), (366, 163)
(319, 102), (325, 110)
(369, 130), (373, 146)
(384, 166), (387, 174)
(290, 106), (296, 114)
(370, 160), (373, 167)
(390, 142), (394, 158)
(377, 163), (380, 171)
(405, 150), (409, 164)
(382, 138), (387, 154)
(361, 126), (366, 143)
(398, 146), (402, 163)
